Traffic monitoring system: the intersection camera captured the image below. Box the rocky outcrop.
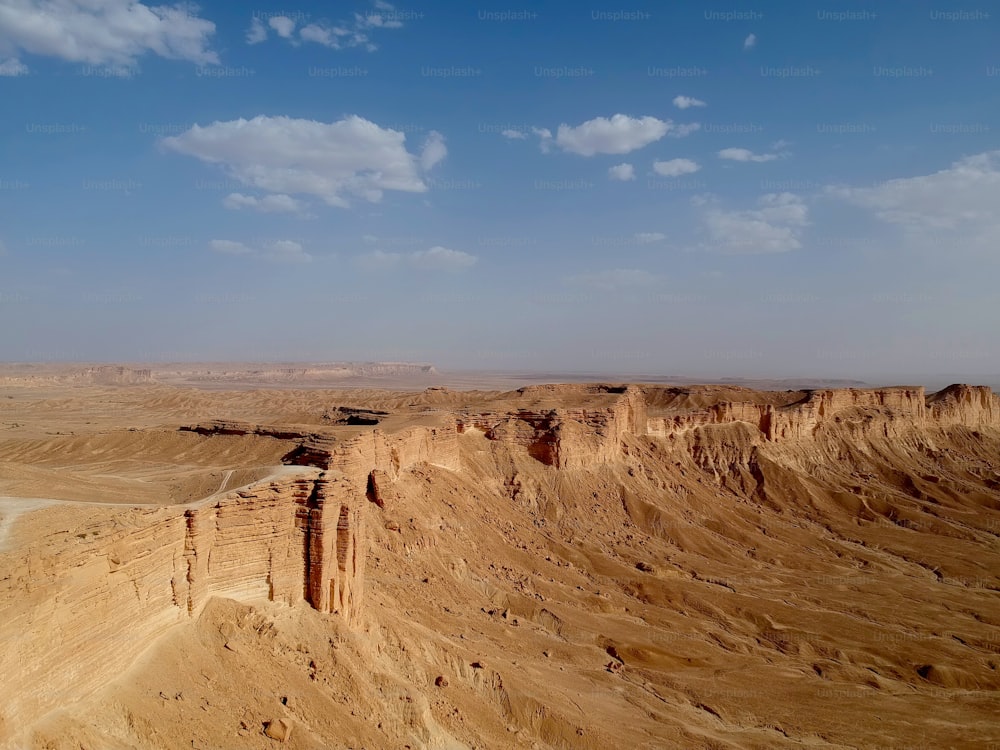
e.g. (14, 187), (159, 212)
(456, 385), (646, 469)
(0, 415), (464, 743)
(768, 387), (927, 440)
(0, 469), (371, 740)
(927, 384), (1000, 426)
(180, 420), (328, 442)
(323, 422), (461, 486)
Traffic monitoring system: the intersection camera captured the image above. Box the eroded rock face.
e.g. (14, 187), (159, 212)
(646, 385), (999, 444)
(0, 417), (464, 741)
(0, 472), (373, 739)
(928, 384), (1000, 426)
(457, 385), (647, 468)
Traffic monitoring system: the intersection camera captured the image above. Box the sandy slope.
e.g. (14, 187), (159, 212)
(1, 381), (999, 749)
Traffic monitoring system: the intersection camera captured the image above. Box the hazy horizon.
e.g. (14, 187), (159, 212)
(2, 359), (998, 393)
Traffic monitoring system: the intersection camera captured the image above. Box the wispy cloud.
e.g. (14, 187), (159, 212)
(699, 192), (809, 254)
(718, 147), (782, 163)
(827, 150), (1000, 254)
(608, 163), (636, 181)
(357, 246), (477, 272)
(672, 95), (706, 110)
(209, 239), (313, 262)
(222, 193), (307, 215)
(0, 58), (29, 76)
(653, 158), (700, 177)
(247, 1), (405, 52)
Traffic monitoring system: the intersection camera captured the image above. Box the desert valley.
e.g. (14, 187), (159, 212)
(0, 364), (998, 749)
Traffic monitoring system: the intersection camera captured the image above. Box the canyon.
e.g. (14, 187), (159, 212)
(0, 380), (998, 748)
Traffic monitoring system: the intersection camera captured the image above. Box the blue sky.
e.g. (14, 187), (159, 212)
(1, 0), (998, 380)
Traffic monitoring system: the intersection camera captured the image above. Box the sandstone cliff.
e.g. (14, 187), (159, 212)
(0, 414), (462, 746)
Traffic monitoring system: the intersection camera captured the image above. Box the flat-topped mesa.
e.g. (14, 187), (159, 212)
(326, 421), (461, 488)
(647, 402), (773, 439)
(0, 365), (153, 386)
(768, 386), (928, 441)
(645, 385), (1000, 445)
(456, 386), (646, 468)
(180, 420), (328, 442)
(928, 384), (1000, 426)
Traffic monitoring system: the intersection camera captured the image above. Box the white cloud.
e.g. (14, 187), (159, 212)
(608, 163), (636, 181)
(268, 15), (296, 38)
(419, 131), (447, 171)
(162, 115), (444, 209)
(653, 158), (700, 177)
(718, 147), (780, 163)
(410, 246), (476, 271)
(828, 150), (1000, 251)
(501, 129), (527, 140)
(355, 6), (402, 29)
(223, 192), (305, 214)
(532, 126), (553, 153)
(668, 122), (701, 138)
(744, 33), (757, 50)
(210, 239), (253, 255)
(245, 17), (267, 44)
(298, 24), (344, 47)
(635, 232), (666, 244)
(566, 268), (661, 291)
(0, 57), (28, 75)
(673, 95), (706, 110)
(700, 192), (809, 254)
(251, 2), (401, 50)
(557, 114), (669, 156)
(537, 114), (690, 157)
(0, 0), (218, 66)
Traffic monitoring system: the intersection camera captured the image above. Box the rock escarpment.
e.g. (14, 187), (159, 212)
(646, 385), (1000, 442)
(0, 416), (461, 746)
(456, 385), (646, 468)
(0, 365), (153, 386)
(0, 471), (345, 738)
(1, 382), (999, 749)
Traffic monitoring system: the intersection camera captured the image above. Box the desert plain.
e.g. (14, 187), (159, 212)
(0, 363), (998, 749)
